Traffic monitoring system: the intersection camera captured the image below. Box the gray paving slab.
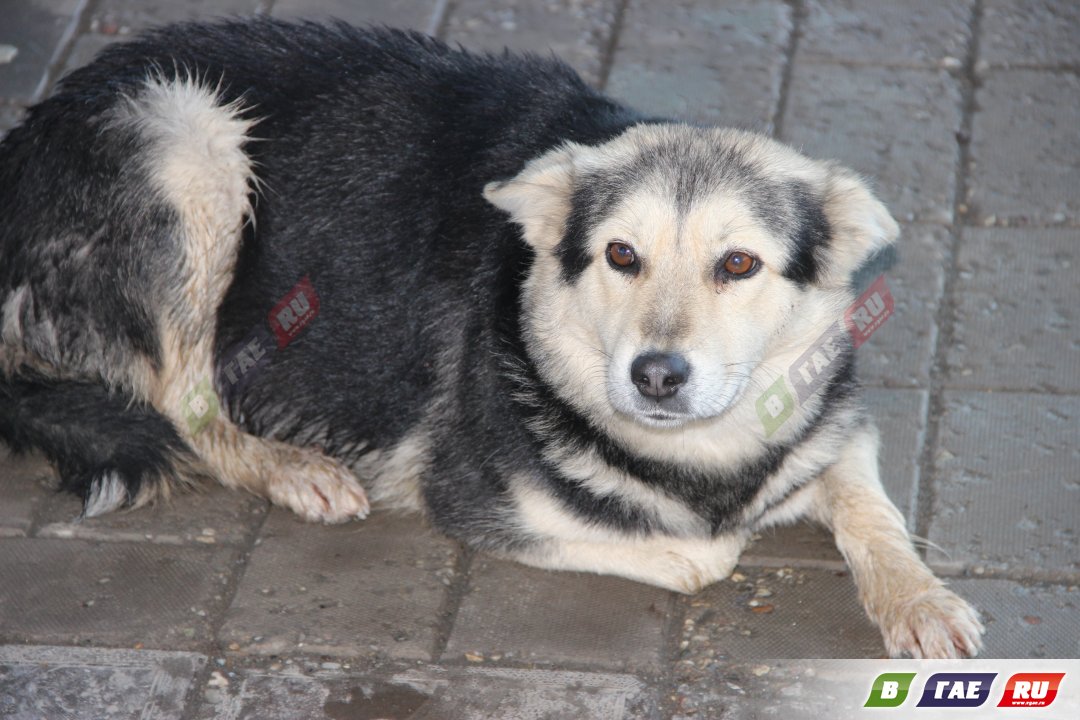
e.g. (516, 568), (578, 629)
(34, 480), (268, 546)
(981, 0), (1080, 69)
(928, 391), (1080, 579)
(951, 578), (1080, 658)
(59, 31), (122, 77)
(781, 63), (962, 224)
(0, 645), (205, 720)
(677, 567), (885, 661)
(0, 449), (56, 537)
(271, 0), (439, 30)
(445, 556), (673, 672)
(220, 510), (458, 660)
(857, 225), (949, 389)
(0, 0), (82, 101)
(966, 70), (1080, 226)
(799, 0), (974, 68)
(946, 228), (1080, 392)
(605, 0), (791, 131)
(196, 664), (656, 719)
(444, 0), (618, 87)
(0, 537), (237, 648)
(88, 0), (261, 35)
(0, 103), (27, 139)
(742, 523), (843, 570)
(865, 388), (929, 524)
(744, 388), (927, 567)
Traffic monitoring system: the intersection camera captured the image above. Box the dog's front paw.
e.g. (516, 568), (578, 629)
(883, 586), (984, 658)
(658, 550), (738, 594)
(266, 450), (370, 523)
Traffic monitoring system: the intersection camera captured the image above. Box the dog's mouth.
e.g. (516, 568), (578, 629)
(612, 372), (753, 430)
(637, 410), (689, 428)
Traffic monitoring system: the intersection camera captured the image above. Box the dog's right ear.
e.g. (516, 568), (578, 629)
(484, 143), (583, 249)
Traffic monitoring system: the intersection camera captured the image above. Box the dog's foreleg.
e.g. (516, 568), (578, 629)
(815, 426), (983, 658)
(508, 484), (746, 592)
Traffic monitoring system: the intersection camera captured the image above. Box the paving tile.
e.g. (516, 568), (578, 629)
(744, 388), (927, 566)
(951, 578), (1080, 658)
(445, 557), (673, 672)
(981, 0), (1080, 68)
(34, 480), (267, 546)
(0, 0), (82, 101)
(196, 664), (656, 719)
(966, 70), (1080, 226)
(0, 449), (56, 537)
(782, 64), (962, 224)
(271, 0), (439, 30)
(0, 646), (205, 720)
(946, 228), (1080, 392)
(0, 103), (27, 140)
(677, 567), (885, 661)
(444, 0), (618, 87)
(0, 537), (237, 648)
(605, 0), (791, 131)
(865, 389), (928, 523)
(800, 0), (973, 68)
(59, 32), (122, 77)
(220, 510), (458, 660)
(857, 225), (949, 389)
(88, 0), (262, 34)
(928, 392), (1080, 579)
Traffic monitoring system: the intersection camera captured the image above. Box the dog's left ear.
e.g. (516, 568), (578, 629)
(819, 164), (900, 287)
(484, 143), (585, 249)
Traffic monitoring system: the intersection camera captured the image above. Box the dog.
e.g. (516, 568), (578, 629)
(0, 19), (983, 658)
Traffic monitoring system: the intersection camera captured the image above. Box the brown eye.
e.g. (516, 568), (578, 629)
(720, 250), (759, 278)
(607, 241), (638, 270)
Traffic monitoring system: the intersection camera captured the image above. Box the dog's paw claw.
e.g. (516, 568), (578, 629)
(884, 586), (985, 659)
(267, 452), (370, 523)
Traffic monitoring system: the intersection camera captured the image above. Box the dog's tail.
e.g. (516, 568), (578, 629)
(0, 372), (205, 516)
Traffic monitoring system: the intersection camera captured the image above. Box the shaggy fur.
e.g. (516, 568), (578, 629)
(0, 19), (982, 658)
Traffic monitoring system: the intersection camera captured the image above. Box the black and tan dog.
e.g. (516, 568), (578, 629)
(0, 20), (982, 657)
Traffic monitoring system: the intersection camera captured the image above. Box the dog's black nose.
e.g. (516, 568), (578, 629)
(630, 352), (690, 399)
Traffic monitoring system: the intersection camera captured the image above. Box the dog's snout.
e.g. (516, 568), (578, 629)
(630, 352), (690, 399)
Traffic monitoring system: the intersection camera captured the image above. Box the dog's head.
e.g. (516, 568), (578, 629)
(485, 125), (897, 431)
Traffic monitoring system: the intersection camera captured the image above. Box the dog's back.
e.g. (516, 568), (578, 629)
(0, 20), (634, 515)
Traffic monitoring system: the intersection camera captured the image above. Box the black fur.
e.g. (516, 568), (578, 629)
(0, 19), (860, 549)
(0, 373), (197, 507)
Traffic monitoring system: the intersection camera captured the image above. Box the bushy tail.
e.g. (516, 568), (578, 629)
(0, 372), (204, 516)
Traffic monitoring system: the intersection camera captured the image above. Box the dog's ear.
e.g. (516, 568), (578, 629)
(818, 164), (900, 287)
(484, 143), (584, 249)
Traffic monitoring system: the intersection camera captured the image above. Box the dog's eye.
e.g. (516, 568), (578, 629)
(718, 250), (759, 279)
(607, 241), (638, 271)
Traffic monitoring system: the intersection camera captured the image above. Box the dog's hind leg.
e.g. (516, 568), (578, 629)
(108, 74), (368, 522)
